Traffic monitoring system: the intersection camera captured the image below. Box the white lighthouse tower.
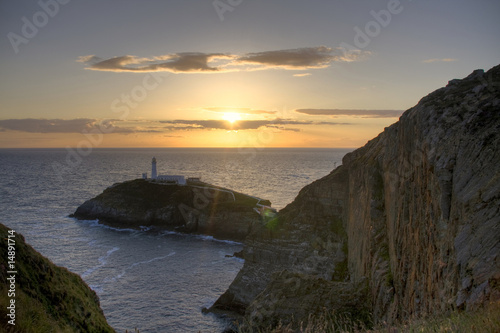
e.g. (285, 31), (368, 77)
(151, 157), (157, 179)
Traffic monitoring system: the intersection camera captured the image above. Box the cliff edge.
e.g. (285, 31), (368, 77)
(211, 65), (500, 329)
(71, 179), (271, 242)
(0, 223), (114, 332)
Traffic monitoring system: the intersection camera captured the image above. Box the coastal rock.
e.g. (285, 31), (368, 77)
(0, 223), (114, 332)
(71, 179), (270, 242)
(242, 271), (371, 330)
(210, 165), (349, 318)
(212, 64), (500, 329)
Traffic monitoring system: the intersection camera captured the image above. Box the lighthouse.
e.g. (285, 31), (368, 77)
(151, 157), (157, 179)
(145, 157), (187, 185)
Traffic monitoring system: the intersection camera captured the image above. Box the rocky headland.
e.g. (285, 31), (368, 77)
(0, 223), (114, 332)
(210, 65), (500, 330)
(71, 179), (271, 242)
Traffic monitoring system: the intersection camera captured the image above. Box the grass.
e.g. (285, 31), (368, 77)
(235, 310), (371, 333)
(0, 223), (114, 333)
(374, 301), (500, 333)
(232, 301), (500, 333)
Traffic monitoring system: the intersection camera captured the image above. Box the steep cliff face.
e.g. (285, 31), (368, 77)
(212, 65), (500, 328)
(0, 223), (115, 332)
(72, 179), (270, 241)
(210, 166), (350, 318)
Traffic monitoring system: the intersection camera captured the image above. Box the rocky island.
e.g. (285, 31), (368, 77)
(71, 178), (273, 242)
(209, 65), (500, 330)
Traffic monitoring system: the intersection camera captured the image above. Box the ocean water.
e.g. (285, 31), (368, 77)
(0, 148), (351, 332)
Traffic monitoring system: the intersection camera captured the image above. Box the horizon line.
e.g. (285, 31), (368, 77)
(0, 146), (358, 150)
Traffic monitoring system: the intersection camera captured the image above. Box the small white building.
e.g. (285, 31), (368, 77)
(187, 177), (201, 183)
(157, 175), (186, 185)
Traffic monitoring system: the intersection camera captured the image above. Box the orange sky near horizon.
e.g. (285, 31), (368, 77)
(0, 113), (398, 149)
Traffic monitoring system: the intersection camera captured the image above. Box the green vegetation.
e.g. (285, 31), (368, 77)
(332, 241), (349, 281)
(328, 216), (345, 237)
(265, 217), (280, 231)
(0, 224), (114, 333)
(236, 309), (372, 333)
(379, 302), (500, 333)
(98, 179), (270, 211)
(190, 180), (271, 207)
(234, 301), (500, 333)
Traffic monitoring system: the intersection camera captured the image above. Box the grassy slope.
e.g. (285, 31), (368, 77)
(236, 301), (500, 333)
(92, 179), (271, 211)
(0, 223), (114, 333)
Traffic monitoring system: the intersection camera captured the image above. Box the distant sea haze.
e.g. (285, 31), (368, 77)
(0, 148), (351, 332)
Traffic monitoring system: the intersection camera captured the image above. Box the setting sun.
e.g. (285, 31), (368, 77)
(222, 112), (242, 124)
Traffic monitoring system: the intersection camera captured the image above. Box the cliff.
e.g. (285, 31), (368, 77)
(211, 65), (500, 329)
(0, 223), (114, 332)
(71, 179), (271, 242)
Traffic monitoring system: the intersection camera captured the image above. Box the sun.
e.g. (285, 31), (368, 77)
(222, 112), (242, 124)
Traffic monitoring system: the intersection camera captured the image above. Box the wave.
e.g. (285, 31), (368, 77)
(159, 230), (243, 246)
(75, 218), (242, 246)
(108, 251), (176, 282)
(77, 218), (140, 234)
(197, 234), (243, 246)
(82, 246), (120, 278)
(88, 284), (104, 294)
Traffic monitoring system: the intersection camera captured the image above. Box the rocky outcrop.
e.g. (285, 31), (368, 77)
(244, 271), (371, 329)
(0, 223), (115, 332)
(210, 165), (350, 319)
(71, 179), (270, 242)
(211, 65), (500, 329)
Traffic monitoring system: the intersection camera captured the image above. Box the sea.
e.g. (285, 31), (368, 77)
(0, 148), (352, 332)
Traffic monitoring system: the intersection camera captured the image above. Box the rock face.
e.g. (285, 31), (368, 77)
(211, 65), (500, 329)
(72, 179), (270, 242)
(0, 223), (114, 332)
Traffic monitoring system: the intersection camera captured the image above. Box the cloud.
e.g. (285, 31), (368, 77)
(161, 119), (269, 130)
(235, 46), (359, 70)
(159, 118), (350, 131)
(203, 107), (276, 115)
(0, 117), (351, 135)
(0, 118), (157, 134)
(78, 53), (232, 73)
(0, 118), (101, 133)
(77, 46), (370, 73)
(422, 58), (458, 63)
(266, 125), (301, 132)
(295, 109), (404, 118)
(293, 73), (312, 77)
(76, 55), (102, 65)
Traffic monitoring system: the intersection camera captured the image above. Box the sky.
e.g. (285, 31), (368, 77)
(0, 0), (499, 148)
